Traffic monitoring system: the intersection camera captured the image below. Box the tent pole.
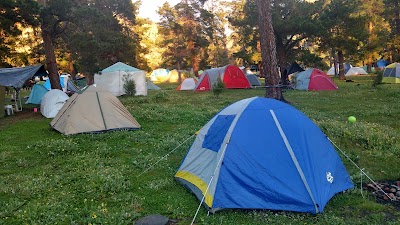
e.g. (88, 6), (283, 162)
(270, 109), (319, 213)
(191, 98), (252, 224)
(14, 89), (22, 112)
(190, 142), (228, 225)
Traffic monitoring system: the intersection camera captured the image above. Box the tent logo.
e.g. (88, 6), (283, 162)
(326, 172), (334, 183)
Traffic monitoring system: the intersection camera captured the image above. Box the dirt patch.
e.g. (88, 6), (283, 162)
(0, 107), (43, 127)
(364, 180), (400, 210)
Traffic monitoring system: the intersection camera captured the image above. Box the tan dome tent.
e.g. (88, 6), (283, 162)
(165, 69), (186, 83)
(51, 85), (141, 135)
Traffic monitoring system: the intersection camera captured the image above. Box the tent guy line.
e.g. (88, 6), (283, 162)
(327, 137), (395, 201)
(136, 133), (196, 178)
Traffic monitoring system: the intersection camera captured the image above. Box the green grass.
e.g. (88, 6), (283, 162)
(0, 76), (399, 224)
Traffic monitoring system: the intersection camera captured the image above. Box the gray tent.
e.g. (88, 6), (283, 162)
(0, 65), (47, 89)
(246, 74), (261, 86)
(51, 85), (141, 135)
(146, 80), (161, 90)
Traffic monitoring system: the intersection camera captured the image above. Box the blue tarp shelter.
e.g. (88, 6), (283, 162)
(175, 97), (353, 214)
(0, 64), (47, 111)
(0, 64), (47, 89)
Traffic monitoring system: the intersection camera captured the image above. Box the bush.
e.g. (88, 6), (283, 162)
(212, 76), (225, 97)
(372, 70), (383, 87)
(123, 75), (136, 96)
(151, 91), (169, 102)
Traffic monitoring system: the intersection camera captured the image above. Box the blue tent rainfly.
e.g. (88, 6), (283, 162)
(175, 97), (353, 214)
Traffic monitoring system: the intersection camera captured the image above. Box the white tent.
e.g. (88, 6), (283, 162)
(327, 63), (353, 75)
(176, 78), (197, 90)
(327, 67), (336, 75)
(94, 62), (147, 96)
(345, 67), (368, 76)
(40, 89), (69, 118)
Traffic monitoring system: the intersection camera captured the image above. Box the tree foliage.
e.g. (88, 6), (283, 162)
(315, 0), (368, 80)
(1, 0), (398, 83)
(33, 0), (140, 86)
(383, 0), (400, 62)
(228, 0), (321, 79)
(158, 0), (216, 76)
(0, 0), (40, 67)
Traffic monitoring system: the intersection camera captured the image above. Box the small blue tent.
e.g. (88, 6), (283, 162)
(150, 68), (170, 82)
(175, 97), (353, 214)
(43, 77), (65, 90)
(26, 84), (48, 104)
(376, 59), (389, 69)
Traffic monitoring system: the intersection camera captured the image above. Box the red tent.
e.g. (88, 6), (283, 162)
(294, 69), (338, 91)
(195, 65), (251, 91)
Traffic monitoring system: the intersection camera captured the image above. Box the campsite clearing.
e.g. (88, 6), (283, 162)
(0, 76), (399, 224)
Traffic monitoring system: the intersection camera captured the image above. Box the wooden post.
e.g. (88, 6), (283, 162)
(0, 86), (5, 118)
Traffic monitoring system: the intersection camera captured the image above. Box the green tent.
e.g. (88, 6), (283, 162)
(382, 63), (400, 83)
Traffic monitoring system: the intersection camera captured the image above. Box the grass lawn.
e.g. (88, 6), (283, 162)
(0, 76), (399, 224)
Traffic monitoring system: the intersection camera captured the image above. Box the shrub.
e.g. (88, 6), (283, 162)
(212, 76), (225, 97)
(123, 75), (136, 96)
(151, 91), (169, 102)
(372, 70), (383, 87)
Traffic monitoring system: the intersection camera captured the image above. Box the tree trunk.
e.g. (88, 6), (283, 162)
(276, 40), (288, 86)
(367, 21), (373, 73)
(41, 23), (61, 90)
(337, 50), (346, 80)
(395, 0), (400, 35)
(86, 74), (94, 85)
(189, 40), (199, 77)
(177, 61), (181, 83)
(256, 0), (282, 100)
(332, 49), (338, 76)
(68, 53), (76, 81)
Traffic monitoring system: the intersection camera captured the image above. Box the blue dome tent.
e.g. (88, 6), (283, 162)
(175, 97), (353, 214)
(26, 83), (48, 104)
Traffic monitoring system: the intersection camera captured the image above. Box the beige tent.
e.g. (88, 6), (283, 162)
(164, 69), (187, 83)
(51, 85), (141, 135)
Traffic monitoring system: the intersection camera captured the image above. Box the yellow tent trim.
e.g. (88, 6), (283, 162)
(386, 63), (397, 68)
(382, 77), (400, 83)
(175, 171), (214, 207)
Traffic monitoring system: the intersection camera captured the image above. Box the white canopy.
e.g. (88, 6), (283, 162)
(94, 62), (147, 96)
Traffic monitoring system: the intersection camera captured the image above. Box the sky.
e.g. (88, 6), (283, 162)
(138, 0), (181, 22)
